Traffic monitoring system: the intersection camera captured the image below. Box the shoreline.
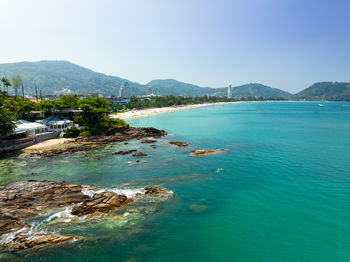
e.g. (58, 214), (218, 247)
(111, 101), (240, 120)
(23, 138), (74, 151)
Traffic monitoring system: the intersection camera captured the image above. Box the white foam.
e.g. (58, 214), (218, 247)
(82, 185), (145, 198)
(45, 204), (77, 222)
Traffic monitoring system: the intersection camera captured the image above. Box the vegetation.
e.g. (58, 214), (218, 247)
(0, 91), (17, 137)
(123, 95), (285, 110)
(293, 82), (350, 101)
(0, 92), (128, 138)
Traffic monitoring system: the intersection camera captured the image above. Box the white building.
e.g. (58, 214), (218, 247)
(227, 85), (232, 98)
(38, 117), (73, 132)
(13, 120), (49, 136)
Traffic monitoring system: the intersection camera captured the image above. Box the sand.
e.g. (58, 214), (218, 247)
(24, 138), (74, 150)
(111, 102), (239, 120)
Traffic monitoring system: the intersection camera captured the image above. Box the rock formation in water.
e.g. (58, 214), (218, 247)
(114, 149), (137, 155)
(190, 149), (227, 156)
(0, 180), (172, 250)
(31, 127), (167, 157)
(141, 139), (157, 144)
(169, 141), (189, 147)
(132, 152), (148, 157)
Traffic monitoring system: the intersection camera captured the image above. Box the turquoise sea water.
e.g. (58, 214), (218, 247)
(1, 101), (350, 261)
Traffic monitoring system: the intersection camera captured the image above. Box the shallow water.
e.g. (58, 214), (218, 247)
(1, 102), (350, 261)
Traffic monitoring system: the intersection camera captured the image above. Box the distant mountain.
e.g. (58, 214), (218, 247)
(0, 60), (291, 98)
(293, 82), (350, 101)
(230, 83), (292, 98)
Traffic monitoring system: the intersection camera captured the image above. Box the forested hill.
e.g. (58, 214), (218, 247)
(0, 60), (291, 98)
(0, 60), (144, 96)
(293, 82), (350, 101)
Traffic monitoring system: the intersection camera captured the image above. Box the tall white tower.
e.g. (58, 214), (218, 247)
(227, 85), (232, 98)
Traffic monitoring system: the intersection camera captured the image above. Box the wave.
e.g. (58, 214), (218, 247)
(82, 186), (145, 198)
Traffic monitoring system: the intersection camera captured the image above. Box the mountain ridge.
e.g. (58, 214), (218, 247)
(0, 60), (291, 98)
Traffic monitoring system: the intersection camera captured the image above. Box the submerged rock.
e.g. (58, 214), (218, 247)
(190, 149), (228, 156)
(169, 141), (189, 147)
(150, 145), (157, 149)
(132, 152), (148, 157)
(189, 204), (209, 213)
(141, 139), (157, 144)
(114, 149), (137, 155)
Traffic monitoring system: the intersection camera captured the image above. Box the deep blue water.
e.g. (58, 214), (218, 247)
(1, 101), (350, 261)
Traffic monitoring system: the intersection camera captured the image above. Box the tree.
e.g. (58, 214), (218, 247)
(0, 93), (16, 137)
(12, 75), (22, 100)
(1, 77), (11, 94)
(75, 97), (127, 135)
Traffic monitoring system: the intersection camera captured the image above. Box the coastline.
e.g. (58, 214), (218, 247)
(111, 101), (240, 120)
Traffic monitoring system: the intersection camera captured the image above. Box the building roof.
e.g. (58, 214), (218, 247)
(14, 120), (47, 134)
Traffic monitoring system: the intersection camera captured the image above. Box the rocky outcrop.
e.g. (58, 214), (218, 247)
(4, 232), (78, 250)
(71, 191), (133, 216)
(114, 149), (137, 155)
(132, 152), (148, 157)
(169, 141), (189, 147)
(190, 149), (228, 156)
(144, 186), (172, 198)
(31, 127), (167, 157)
(0, 180), (171, 250)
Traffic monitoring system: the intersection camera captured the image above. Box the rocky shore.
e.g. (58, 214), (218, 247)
(0, 180), (172, 250)
(30, 126), (167, 157)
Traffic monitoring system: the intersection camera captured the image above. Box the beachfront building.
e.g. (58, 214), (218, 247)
(38, 117), (73, 132)
(13, 120), (49, 136)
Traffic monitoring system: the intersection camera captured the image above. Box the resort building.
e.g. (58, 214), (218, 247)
(13, 120), (49, 136)
(38, 117), (74, 132)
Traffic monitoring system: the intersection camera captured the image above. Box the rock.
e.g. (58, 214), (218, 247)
(150, 145), (156, 149)
(0, 212), (30, 234)
(144, 186), (172, 198)
(189, 204), (208, 213)
(0, 180), (171, 250)
(190, 149), (228, 156)
(5, 232), (78, 250)
(32, 127), (167, 157)
(141, 139), (157, 144)
(132, 152), (147, 157)
(71, 191), (133, 216)
(114, 149), (137, 155)
(169, 141), (188, 147)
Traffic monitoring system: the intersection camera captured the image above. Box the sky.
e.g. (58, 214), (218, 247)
(0, 0), (349, 93)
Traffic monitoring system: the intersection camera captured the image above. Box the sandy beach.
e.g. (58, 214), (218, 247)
(111, 102), (239, 120)
(23, 138), (74, 151)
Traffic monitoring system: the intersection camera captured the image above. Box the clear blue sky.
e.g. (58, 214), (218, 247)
(0, 0), (349, 93)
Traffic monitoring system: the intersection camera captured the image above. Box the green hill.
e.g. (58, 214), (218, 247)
(230, 83), (292, 98)
(293, 82), (350, 101)
(147, 79), (216, 96)
(0, 60), (291, 98)
(0, 60), (144, 96)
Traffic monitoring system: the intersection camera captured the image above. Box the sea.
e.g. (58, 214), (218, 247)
(1, 101), (350, 262)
